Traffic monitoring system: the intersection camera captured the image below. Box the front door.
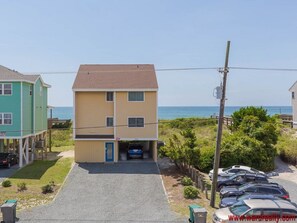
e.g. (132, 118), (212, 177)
(105, 142), (114, 162)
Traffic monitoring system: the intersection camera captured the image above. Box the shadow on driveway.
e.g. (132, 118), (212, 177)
(78, 162), (160, 174)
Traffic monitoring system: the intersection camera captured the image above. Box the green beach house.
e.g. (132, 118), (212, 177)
(0, 65), (50, 167)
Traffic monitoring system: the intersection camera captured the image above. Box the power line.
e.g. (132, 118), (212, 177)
(23, 67), (219, 75)
(22, 66), (297, 75)
(230, 66), (297, 72)
(0, 118), (216, 133)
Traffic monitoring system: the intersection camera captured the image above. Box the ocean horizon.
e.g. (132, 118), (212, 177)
(49, 106), (292, 120)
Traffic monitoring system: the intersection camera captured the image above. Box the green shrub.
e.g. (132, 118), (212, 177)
(181, 176), (193, 186)
(51, 129), (74, 147)
(277, 134), (297, 165)
(221, 132), (276, 171)
(169, 118), (216, 130)
(197, 146), (215, 173)
(183, 186), (199, 199)
(2, 180), (11, 187)
(41, 184), (54, 194)
(17, 182), (27, 191)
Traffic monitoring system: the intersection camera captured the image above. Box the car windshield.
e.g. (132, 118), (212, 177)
(129, 145), (142, 150)
(229, 201), (250, 216)
(222, 167), (232, 171)
(238, 184), (251, 191)
(229, 174), (243, 180)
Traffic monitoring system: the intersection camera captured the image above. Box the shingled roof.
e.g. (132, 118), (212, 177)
(0, 65), (50, 87)
(72, 64), (158, 90)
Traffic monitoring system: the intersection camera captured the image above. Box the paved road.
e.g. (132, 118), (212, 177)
(270, 178), (297, 204)
(0, 165), (19, 183)
(19, 162), (186, 223)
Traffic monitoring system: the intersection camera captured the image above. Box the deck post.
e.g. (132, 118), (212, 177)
(19, 138), (23, 167)
(25, 137), (29, 164)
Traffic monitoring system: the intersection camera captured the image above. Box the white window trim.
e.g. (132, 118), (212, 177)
(106, 116), (114, 128)
(0, 113), (13, 125)
(0, 83), (13, 96)
(106, 92), (114, 102)
(127, 91), (145, 102)
(127, 117), (145, 128)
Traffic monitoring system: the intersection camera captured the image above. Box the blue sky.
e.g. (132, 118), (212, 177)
(0, 0), (297, 106)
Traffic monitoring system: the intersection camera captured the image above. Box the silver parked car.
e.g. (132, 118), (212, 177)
(213, 199), (297, 223)
(209, 165), (265, 180)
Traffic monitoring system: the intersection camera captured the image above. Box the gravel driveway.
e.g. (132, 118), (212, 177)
(18, 162), (186, 223)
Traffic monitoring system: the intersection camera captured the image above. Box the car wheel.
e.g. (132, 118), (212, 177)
(127, 153), (130, 160)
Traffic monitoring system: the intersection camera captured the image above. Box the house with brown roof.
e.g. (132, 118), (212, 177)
(0, 65), (50, 167)
(72, 64), (158, 162)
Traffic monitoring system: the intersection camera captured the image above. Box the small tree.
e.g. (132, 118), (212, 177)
(161, 128), (200, 167)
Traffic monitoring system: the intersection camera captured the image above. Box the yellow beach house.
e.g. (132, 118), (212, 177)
(72, 64), (158, 163)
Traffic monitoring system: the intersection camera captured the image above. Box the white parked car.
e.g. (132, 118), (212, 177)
(213, 199), (297, 223)
(209, 165), (265, 180)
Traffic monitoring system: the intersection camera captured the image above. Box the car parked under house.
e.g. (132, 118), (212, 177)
(72, 64), (158, 163)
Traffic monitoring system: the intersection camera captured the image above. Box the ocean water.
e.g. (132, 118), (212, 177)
(49, 106), (292, 120)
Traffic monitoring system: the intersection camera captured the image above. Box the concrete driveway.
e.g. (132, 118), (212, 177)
(19, 162), (186, 223)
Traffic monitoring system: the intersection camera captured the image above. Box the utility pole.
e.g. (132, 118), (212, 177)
(210, 41), (231, 207)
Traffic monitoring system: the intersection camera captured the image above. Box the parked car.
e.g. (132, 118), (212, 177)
(217, 172), (268, 191)
(127, 143), (143, 159)
(0, 153), (18, 168)
(219, 193), (281, 208)
(213, 199), (297, 223)
(220, 182), (290, 200)
(209, 165), (265, 180)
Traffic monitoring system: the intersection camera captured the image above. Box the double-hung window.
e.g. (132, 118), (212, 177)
(128, 92), (144, 101)
(128, 117), (144, 127)
(0, 113), (12, 125)
(106, 117), (114, 127)
(106, 92), (114, 102)
(0, 83), (12, 95)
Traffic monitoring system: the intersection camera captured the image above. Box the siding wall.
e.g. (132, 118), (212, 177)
(34, 79), (48, 134)
(115, 91), (157, 139)
(22, 82), (34, 136)
(0, 82), (21, 137)
(291, 84), (297, 127)
(75, 140), (118, 162)
(75, 92), (114, 135)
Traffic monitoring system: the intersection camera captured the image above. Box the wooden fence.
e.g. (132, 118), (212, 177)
(214, 114), (293, 128)
(214, 116), (233, 127)
(178, 163), (210, 199)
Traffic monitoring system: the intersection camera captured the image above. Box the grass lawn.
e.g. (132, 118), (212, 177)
(51, 145), (74, 153)
(0, 157), (73, 210)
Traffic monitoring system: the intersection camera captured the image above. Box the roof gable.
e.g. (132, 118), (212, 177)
(289, 81), (297, 92)
(72, 64), (158, 90)
(0, 65), (50, 87)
